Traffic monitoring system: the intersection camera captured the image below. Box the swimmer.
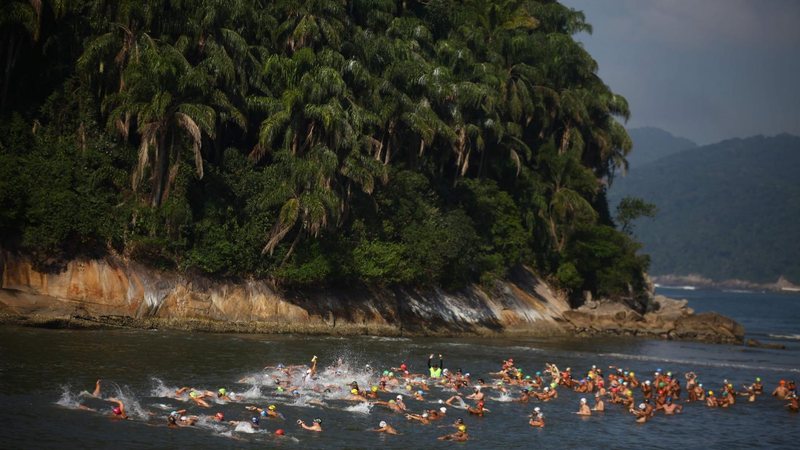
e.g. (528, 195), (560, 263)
(706, 391), (718, 408)
(405, 411), (431, 424)
(516, 389), (531, 403)
(467, 400), (486, 416)
(529, 407), (545, 428)
(752, 378), (764, 395)
(658, 397), (683, 415)
(371, 420), (399, 434)
(438, 424), (469, 441)
(167, 410), (198, 427)
(631, 403), (649, 423)
(772, 380), (789, 399)
(592, 393), (605, 412)
(786, 392), (799, 412)
(576, 397), (591, 416)
(176, 387), (211, 407)
(107, 398), (128, 420)
(216, 388), (233, 402)
(246, 404), (283, 419)
(297, 418), (323, 432)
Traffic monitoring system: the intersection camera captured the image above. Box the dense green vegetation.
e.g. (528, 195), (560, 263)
(611, 134), (800, 284)
(0, 0), (649, 302)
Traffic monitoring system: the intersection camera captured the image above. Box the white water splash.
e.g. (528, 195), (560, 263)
(56, 386), (82, 409)
(343, 402), (372, 415)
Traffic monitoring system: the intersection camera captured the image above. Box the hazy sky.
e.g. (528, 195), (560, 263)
(561, 0), (800, 144)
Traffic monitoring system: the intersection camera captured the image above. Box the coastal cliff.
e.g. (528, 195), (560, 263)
(0, 251), (744, 343)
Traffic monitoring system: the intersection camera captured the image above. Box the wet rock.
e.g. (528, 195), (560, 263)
(745, 338), (785, 350)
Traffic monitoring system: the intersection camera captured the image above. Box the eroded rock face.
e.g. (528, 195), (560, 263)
(0, 252), (570, 336)
(0, 251), (745, 343)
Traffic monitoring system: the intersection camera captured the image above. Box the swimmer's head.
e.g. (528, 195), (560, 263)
(644, 380), (651, 385)
(422, 412), (429, 418)
(406, 385), (412, 391)
(275, 429), (285, 436)
(215, 412), (224, 420)
(112, 407), (122, 415)
(580, 397), (587, 404)
(458, 425), (467, 432)
(260, 410), (267, 417)
(218, 388), (227, 396)
(351, 388), (358, 395)
(251, 416), (259, 425)
(371, 386), (378, 392)
(756, 377), (761, 382)
(417, 390), (424, 395)
(189, 391), (199, 398)
(383, 370), (389, 376)
(536, 371), (541, 376)
(708, 390), (714, 396)
(666, 397), (673, 403)
(269, 405), (276, 411)
(396, 395), (403, 401)
(629, 372), (635, 377)
(638, 403), (646, 410)
(400, 363), (407, 370)
(534, 406), (541, 413)
(543, 387), (549, 392)
(440, 407), (447, 413)
(438, 399), (444, 404)
(389, 400), (395, 404)
(379, 421), (387, 428)
(313, 418), (322, 424)
(388, 372), (394, 377)
(291, 389), (300, 396)
(456, 417), (464, 424)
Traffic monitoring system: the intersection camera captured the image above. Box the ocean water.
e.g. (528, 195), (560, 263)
(0, 288), (797, 449)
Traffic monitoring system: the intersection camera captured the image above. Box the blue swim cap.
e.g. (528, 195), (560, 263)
(260, 410), (267, 417)
(251, 416), (259, 425)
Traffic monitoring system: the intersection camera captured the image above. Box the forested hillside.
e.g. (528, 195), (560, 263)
(624, 127), (696, 169)
(612, 134), (800, 283)
(0, 0), (648, 302)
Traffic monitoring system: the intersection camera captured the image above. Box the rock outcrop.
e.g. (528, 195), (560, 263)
(0, 251), (569, 336)
(0, 251), (744, 343)
(561, 295), (744, 344)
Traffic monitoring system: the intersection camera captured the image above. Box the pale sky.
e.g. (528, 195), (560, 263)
(561, 0), (800, 144)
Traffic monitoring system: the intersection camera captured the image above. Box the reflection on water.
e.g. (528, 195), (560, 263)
(0, 289), (797, 449)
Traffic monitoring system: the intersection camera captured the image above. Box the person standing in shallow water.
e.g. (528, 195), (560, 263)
(429, 354), (443, 379)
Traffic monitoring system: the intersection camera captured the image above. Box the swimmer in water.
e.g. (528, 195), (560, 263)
(297, 418), (323, 432)
(438, 424), (469, 441)
(772, 380), (789, 399)
(658, 397), (683, 415)
(246, 404), (283, 419)
(706, 391), (718, 408)
(467, 400), (486, 416)
(592, 393), (605, 412)
(785, 392), (799, 412)
(576, 397), (591, 416)
(175, 387), (211, 408)
(529, 407), (545, 428)
(107, 398), (128, 420)
(405, 411), (432, 424)
(631, 403), (649, 423)
(371, 420), (399, 434)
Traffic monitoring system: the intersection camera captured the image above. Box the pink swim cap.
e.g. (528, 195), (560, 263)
(275, 429), (285, 436)
(113, 407), (122, 415)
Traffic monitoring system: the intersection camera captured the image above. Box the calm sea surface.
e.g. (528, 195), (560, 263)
(0, 288), (797, 449)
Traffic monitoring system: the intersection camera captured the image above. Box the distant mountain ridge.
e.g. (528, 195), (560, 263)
(624, 127), (697, 169)
(611, 133), (800, 284)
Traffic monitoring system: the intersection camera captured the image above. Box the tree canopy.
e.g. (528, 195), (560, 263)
(0, 0), (649, 303)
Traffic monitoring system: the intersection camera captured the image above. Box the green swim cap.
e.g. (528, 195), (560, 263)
(277, 386), (284, 392)
(756, 377), (761, 382)
(218, 388), (227, 395)
(389, 372), (394, 377)
(383, 370), (389, 376)
(550, 382), (557, 388)
(190, 391), (199, 398)
(525, 375), (531, 380)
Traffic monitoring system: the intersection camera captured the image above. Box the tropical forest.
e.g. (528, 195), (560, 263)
(0, 0), (650, 304)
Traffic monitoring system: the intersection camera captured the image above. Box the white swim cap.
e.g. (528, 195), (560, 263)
(580, 398), (587, 403)
(396, 395), (402, 400)
(534, 407), (541, 413)
(440, 407), (447, 413)
(379, 421), (387, 427)
(544, 387), (549, 392)
(422, 412), (429, 418)
(639, 403), (646, 410)
(438, 399), (444, 404)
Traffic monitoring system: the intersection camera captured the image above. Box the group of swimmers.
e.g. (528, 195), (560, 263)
(76, 353), (799, 442)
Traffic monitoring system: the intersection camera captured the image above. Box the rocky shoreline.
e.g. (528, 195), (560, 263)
(0, 251), (744, 344)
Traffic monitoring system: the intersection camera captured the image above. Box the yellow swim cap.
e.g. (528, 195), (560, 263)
(406, 385), (412, 391)
(351, 388), (358, 394)
(371, 386), (378, 392)
(269, 405), (276, 411)
(458, 425), (467, 432)
(708, 390), (714, 395)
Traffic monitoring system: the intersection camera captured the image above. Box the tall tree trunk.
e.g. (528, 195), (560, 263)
(1, 34), (20, 112)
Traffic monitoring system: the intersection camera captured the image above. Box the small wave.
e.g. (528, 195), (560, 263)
(343, 402), (372, 414)
(768, 333), (800, 341)
(56, 386), (82, 409)
(233, 422), (263, 434)
(596, 352), (800, 374)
